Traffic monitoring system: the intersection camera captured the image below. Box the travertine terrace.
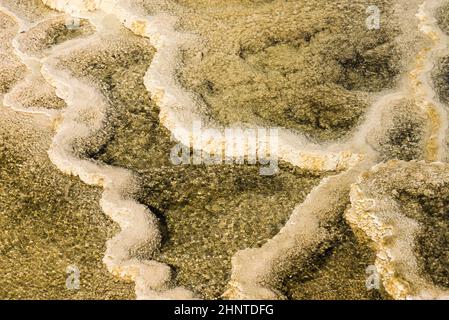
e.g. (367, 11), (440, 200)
(0, 0), (448, 300)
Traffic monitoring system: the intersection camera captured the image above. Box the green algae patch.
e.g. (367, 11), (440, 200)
(0, 108), (135, 299)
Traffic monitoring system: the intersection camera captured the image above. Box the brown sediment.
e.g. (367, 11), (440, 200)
(367, 99), (430, 161)
(281, 222), (390, 300)
(436, 2), (449, 34)
(433, 55), (449, 104)
(0, 107), (135, 299)
(0, 2), (137, 299)
(138, 164), (325, 299)
(395, 184), (449, 289)
(0, 11), (26, 93)
(170, 0), (402, 142)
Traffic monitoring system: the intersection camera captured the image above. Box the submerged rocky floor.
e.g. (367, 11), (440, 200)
(0, 0), (448, 300)
(0, 107), (135, 299)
